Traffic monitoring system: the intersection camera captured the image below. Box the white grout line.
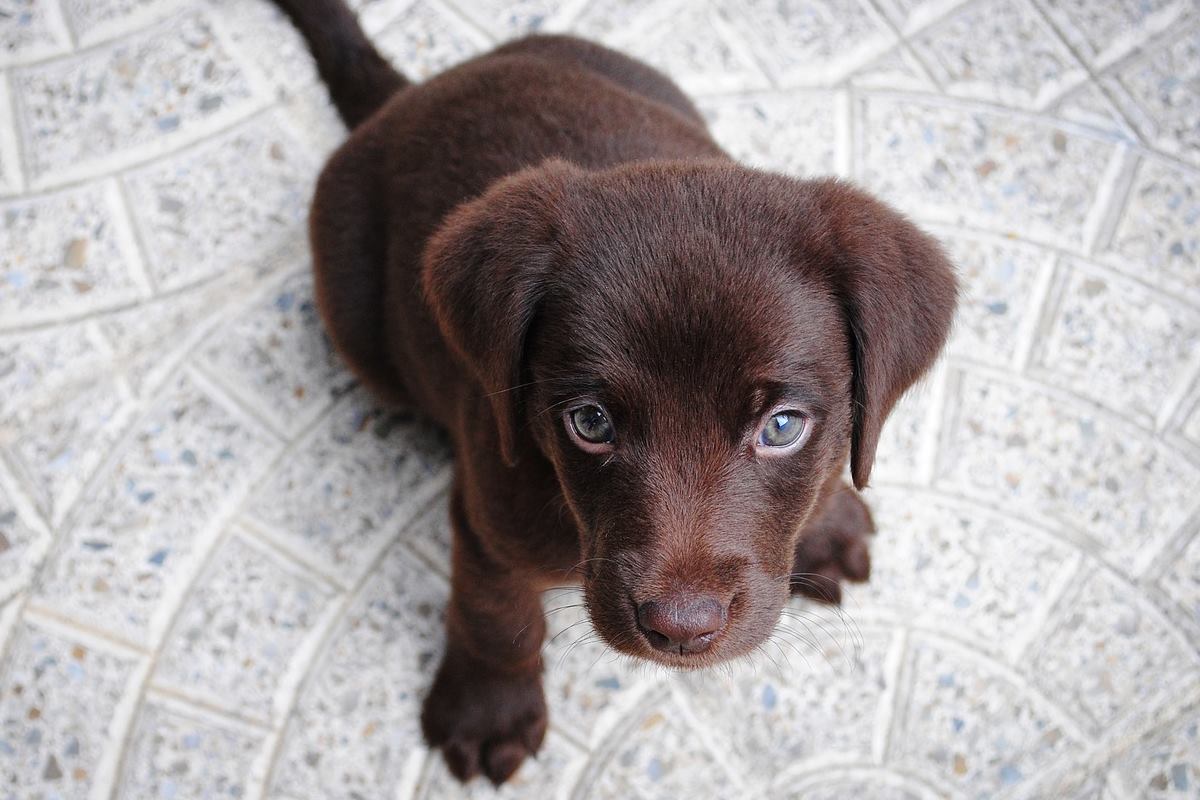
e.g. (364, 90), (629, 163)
(72, 0), (191, 51)
(926, 364), (963, 490)
(849, 91), (868, 183)
(51, 0), (79, 50)
(770, 761), (955, 800)
(0, 484), (54, 593)
(143, 682), (276, 732)
(0, 594), (26, 661)
(708, 1), (777, 90)
(1135, 503), (1200, 588)
(1157, 349), (1200, 434)
(21, 604), (149, 657)
(1024, 0), (1130, 115)
(859, 0), (952, 90)
(872, 626), (908, 765)
(0, 445), (53, 553)
(542, 0), (592, 32)
(834, 87), (854, 179)
(141, 524), (241, 653)
(391, 749), (430, 800)
(0, 0), (73, 69)
(91, 656), (155, 800)
(437, 0), (503, 44)
(266, 596), (345, 727)
(183, 362), (289, 447)
(877, 625), (911, 765)
(562, 684), (671, 800)
(188, 359), (294, 444)
(205, 4), (287, 106)
(0, 73), (27, 195)
(25, 104), (274, 195)
(666, 681), (749, 793)
(106, 176), (158, 298)
(1080, 142), (1135, 257)
(915, 359), (950, 486)
(237, 516), (350, 593)
(143, 684), (274, 733)
(7, 103), (278, 203)
(1006, 550), (1085, 666)
(245, 725), (287, 800)
(1011, 254), (1065, 374)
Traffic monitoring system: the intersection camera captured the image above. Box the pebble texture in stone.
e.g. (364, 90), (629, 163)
(11, 12), (265, 187)
(120, 112), (314, 292)
(0, 621), (140, 799)
(913, 0), (1085, 108)
(152, 532), (337, 722)
(117, 698), (263, 800)
(0, 182), (147, 326)
(0, 1), (1197, 798)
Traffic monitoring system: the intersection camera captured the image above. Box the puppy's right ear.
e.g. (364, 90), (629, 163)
(421, 161), (580, 465)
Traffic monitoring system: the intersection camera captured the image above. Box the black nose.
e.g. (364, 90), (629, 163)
(636, 595), (726, 654)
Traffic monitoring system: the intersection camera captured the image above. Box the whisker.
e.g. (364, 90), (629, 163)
(542, 603), (584, 616)
(541, 586), (585, 600)
(546, 618), (592, 648)
(481, 376), (563, 399)
(770, 625), (817, 673)
(583, 630), (635, 677)
(783, 571), (867, 654)
(557, 556), (616, 580)
(791, 598), (864, 661)
(753, 641), (785, 679)
(770, 637), (798, 677)
(780, 609), (854, 672)
(555, 631), (600, 672)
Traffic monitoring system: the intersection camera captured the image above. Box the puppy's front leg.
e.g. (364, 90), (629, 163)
(790, 481), (875, 604)
(421, 489), (548, 786)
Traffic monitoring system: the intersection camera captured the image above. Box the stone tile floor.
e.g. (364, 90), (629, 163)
(1, 0), (1198, 797)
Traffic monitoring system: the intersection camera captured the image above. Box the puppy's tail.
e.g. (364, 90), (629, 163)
(272, 0), (407, 128)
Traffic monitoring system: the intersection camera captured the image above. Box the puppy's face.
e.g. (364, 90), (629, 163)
(525, 228), (852, 666)
(423, 159), (957, 667)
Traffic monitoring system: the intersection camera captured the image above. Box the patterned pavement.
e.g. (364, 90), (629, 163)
(1, 0), (1199, 797)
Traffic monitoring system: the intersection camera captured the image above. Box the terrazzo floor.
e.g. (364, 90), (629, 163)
(1, 0), (1199, 798)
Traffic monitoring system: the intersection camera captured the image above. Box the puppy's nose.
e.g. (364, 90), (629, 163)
(636, 595), (726, 654)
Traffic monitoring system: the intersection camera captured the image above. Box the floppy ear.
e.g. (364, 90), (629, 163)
(421, 161), (580, 465)
(798, 179), (957, 490)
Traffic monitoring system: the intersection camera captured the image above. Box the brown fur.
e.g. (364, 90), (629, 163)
(275, 0), (957, 785)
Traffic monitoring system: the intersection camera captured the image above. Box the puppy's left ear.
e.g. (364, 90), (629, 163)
(422, 160), (580, 465)
(797, 179), (957, 490)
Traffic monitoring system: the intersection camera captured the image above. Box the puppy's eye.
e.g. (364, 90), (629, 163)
(567, 404), (615, 448)
(758, 411), (809, 449)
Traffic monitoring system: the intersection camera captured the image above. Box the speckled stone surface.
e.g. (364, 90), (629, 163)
(0, 1), (1197, 798)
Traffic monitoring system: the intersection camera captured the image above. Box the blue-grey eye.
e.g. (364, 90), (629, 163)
(759, 411), (807, 448)
(570, 405), (615, 445)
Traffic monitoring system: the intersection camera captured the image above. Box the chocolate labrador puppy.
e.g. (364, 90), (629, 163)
(275, 0), (956, 785)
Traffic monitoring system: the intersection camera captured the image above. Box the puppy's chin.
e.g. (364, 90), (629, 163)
(581, 580), (790, 670)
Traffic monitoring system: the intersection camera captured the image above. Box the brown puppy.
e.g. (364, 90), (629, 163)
(275, 0), (957, 785)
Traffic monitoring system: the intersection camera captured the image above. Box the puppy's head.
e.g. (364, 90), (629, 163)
(424, 159), (956, 666)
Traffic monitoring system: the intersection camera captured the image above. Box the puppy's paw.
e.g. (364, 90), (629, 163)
(420, 651), (547, 785)
(790, 485), (875, 605)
